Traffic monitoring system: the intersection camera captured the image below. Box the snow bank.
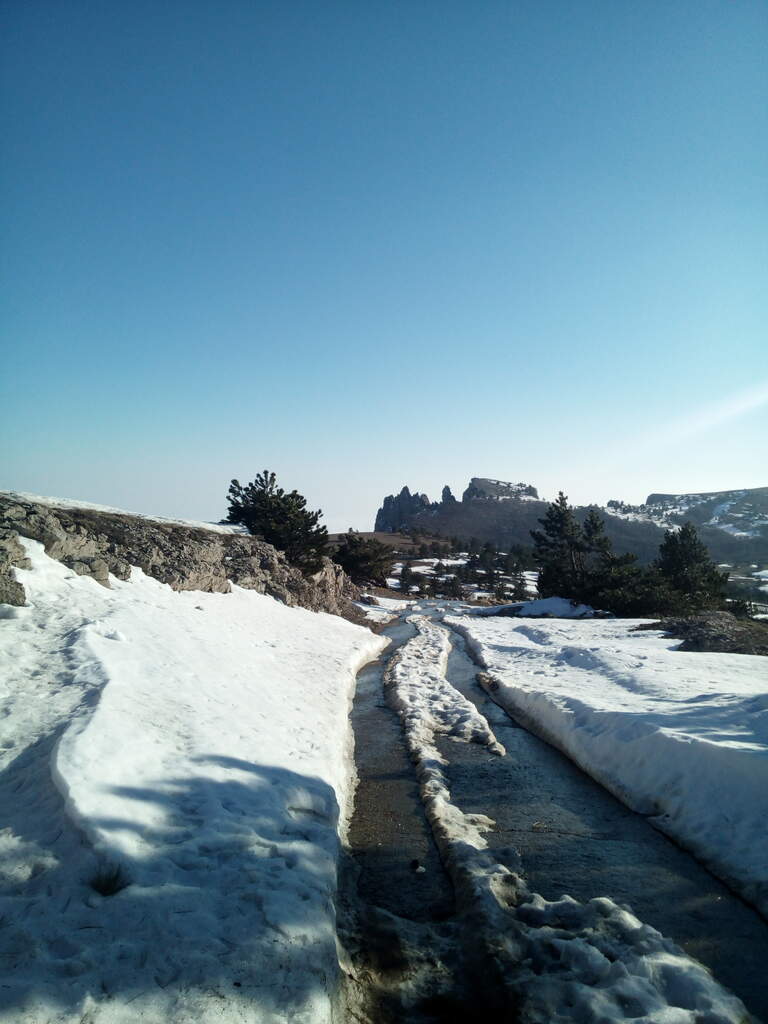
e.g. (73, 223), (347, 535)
(354, 594), (412, 624)
(473, 596), (598, 618)
(386, 620), (749, 1023)
(511, 892), (749, 1023)
(449, 613), (768, 916)
(354, 603), (396, 624)
(0, 539), (386, 1024)
(371, 595), (411, 611)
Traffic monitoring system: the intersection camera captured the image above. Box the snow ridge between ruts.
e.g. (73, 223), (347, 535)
(385, 612), (504, 841)
(386, 617), (750, 1023)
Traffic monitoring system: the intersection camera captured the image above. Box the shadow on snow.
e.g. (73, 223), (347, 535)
(0, 740), (344, 1020)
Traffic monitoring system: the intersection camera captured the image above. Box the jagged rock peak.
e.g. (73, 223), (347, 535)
(374, 486), (435, 532)
(462, 477), (539, 502)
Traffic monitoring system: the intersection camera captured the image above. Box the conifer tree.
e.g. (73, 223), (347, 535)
(582, 507), (612, 559)
(227, 471), (328, 574)
(493, 573), (508, 603)
(656, 522), (728, 611)
(530, 492), (585, 597)
(398, 564), (414, 594)
(509, 564), (529, 601)
(332, 532), (394, 585)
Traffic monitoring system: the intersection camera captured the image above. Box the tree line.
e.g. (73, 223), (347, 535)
(226, 472), (731, 616)
(531, 492), (727, 615)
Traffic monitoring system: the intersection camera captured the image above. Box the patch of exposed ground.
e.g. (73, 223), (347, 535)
(635, 610), (768, 656)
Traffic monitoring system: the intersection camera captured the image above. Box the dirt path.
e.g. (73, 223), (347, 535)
(342, 602), (768, 1022)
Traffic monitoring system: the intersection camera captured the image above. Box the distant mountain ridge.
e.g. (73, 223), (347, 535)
(607, 487), (768, 542)
(374, 478), (768, 563)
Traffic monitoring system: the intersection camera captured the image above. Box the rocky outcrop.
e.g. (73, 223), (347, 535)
(635, 612), (768, 657)
(462, 478), (539, 502)
(0, 494), (361, 619)
(0, 527), (29, 606)
(374, 486), (435, 533)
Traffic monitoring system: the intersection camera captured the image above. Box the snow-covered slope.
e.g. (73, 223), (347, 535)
(0, 539), (386, 1024)
(606, 485), (768, 541)
(449, 613), (768, 917)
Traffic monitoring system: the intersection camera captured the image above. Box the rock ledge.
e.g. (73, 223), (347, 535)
(0, 493), (360, 619)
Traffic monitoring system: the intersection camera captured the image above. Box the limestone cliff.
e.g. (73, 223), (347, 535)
(374, 486), (436, 532)
(0, 493), (361, 618)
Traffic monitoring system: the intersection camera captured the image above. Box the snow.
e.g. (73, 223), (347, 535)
(386, 615), (504, 759)
(384, 614), (748, 1023)
(717, 523), (759, 538)
(447, 612), (768, 916)
(371, 595), (411, 611)
(0, 539), (386, 1024)
(354, 596), (411, 625)
(353, 602), (396, 624)
(473, 596), (599, 618)
(1, 490), (247, 535)
(412, 557), (468, 567)
(604, 488), (768, 540)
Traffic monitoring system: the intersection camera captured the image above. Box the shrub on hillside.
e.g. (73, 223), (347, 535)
(331, 532), (394, 585)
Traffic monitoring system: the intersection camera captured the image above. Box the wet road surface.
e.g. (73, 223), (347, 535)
(344, 603), (768, 1021)
(438, 618), (768, 1020)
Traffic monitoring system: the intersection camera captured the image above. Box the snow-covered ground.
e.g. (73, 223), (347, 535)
(385, 615), (750, 1023)
(448, 612), (768, 916)
(1, 490), (247, 534)
(0, 539), (386, 1024)
(354, 594), (412, 625)
(473, 597), (598, 618)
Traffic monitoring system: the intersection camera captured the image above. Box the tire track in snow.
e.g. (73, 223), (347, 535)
(437, 615), (768, 1021)
(378, 607), (755, 1023)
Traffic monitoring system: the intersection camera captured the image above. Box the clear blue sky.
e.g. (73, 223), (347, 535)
(2, 1), (766, 531)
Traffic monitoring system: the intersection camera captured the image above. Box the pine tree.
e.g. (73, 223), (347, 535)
(493, 572), (508, 603)
(530, 492), (585, 598)
(656, 523), (728, 611)
(398, 564), (414, 594)
(509, 564), (529, 601)
(582, 507), (612, 559)
(227, 471), (328, 574)
(332, 532), (394, 585)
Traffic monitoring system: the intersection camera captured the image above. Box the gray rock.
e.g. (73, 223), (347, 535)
(0, 528), (29, 606)
(0, 494), (360, 618)
(635, 611), (768, 657)
(374, 485), (436, 533)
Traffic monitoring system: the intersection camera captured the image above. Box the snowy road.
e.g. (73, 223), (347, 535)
(346, 600), (768, 1022)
